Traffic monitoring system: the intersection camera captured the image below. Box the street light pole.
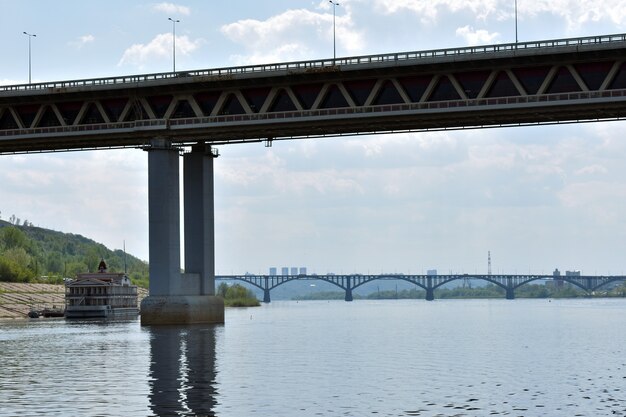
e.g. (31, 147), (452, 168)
(23, 31), (36, 84)
(515, 0), (518, 43)
(168, 17), (180, 72)
(329, 1), (339, 61)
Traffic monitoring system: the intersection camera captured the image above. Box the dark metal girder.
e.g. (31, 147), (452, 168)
(2, 97), (625, 153)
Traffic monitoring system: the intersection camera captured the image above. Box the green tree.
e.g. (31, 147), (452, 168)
(1, 227), (29, 250)
(0, 256), (35, 282)
(45, 253), (64, 275)
(3, 247), (32, 271)
(217, 282), (229, 297)
(218, 283), (260, 307)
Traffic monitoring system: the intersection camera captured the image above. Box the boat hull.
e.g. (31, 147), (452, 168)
(64, 305), (139, 319)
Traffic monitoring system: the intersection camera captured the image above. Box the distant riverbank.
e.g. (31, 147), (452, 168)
(0, 283), (149, 319)
(0, 283), (65, 319)
(0, 282), (261, 319)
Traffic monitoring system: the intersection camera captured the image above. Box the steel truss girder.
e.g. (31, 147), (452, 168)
(2, 34), (626, 153)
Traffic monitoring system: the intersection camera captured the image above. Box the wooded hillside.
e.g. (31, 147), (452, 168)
(0, 219), (148, 287)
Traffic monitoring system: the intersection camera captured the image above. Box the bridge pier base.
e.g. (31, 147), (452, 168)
(263, 289), (271, 303)
(505, 287), (515, 300)
(345, 288), (353, 302)
(141, 139), (224, 325)
(141, 295), (224, 325)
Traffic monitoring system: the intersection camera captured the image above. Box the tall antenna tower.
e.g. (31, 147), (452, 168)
(488, 251), (492, 275)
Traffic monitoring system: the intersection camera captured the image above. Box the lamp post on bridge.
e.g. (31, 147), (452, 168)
(329, 0), (339, 62)
(23, 31), (36, 84)
(168, 17), (180, 72)
(514, 0), (518, 44)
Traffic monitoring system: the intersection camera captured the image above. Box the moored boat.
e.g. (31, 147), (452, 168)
(41, 306), (65, 317)
(65, 259), (139, 319)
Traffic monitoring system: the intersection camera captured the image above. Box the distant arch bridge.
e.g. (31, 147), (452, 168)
(216, 273), (626, 302)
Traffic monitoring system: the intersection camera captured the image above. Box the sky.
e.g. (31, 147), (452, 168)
(2, 0), (626, 276)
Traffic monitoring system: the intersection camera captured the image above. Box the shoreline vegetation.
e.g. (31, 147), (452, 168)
(293, 283), (626, 301)
(0, 282), (260, 319)
(3, 280), (625, 319)
(217, 282), (260, 307)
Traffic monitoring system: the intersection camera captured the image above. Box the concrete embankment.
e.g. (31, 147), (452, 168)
(0, 282), (148, 319)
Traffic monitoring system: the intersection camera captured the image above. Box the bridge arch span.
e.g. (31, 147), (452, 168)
(589, 276), (625, 291)
(351, 275), (429, 293)
(222, 275), (353, 302)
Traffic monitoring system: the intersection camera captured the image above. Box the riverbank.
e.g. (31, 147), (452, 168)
(0, 283), (149, 319)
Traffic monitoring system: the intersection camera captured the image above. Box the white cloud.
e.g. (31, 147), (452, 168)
(69, 34), (95, 49)
(0, 151), (148, 260)
(221, 7), (364, 64)
(456, 26), (500, 45)
(374, 0), (502, 23)
(0, 79), (23, 86)
(79, 34), (95, 44)
(152, 2), (190, 16)
(575, 164), (608, 176)
(373, 0), (626, 29)
(118, 33), (202, 69)
(523, 0), (626, 28)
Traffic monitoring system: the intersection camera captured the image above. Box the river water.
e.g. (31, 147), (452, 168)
(0, 299), (625, 417)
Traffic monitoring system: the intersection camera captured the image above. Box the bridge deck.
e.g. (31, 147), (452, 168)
(1, 33), (626, 153)
(2, 33), (624, 94)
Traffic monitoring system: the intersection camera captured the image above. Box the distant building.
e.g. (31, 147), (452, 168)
(427, 269), (437, 276)
(269, 267), (277, 276)
(553, 268), (563, 288)
(299, 267), (307, 276)
(281, 267), (289, 276)
(290, 267), (298, 276)
(565, 270), (581, 277)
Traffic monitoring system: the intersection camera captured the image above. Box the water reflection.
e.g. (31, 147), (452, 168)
(147, 325), (219, 417)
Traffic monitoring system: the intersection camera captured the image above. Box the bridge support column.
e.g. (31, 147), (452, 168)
(425, 277), (434, 301)
(141, 139), (224, 326)
(183, 144), (217, 296)
(505, 286), (515, 300)
(345, 288), (353, 302)
(506, 277), (515, 300)
(263, 289), (271, 303)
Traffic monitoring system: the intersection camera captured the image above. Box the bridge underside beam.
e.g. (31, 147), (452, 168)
(2, 97), (626, 154)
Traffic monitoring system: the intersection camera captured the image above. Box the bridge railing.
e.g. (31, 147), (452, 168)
(1, 33), (625, 94)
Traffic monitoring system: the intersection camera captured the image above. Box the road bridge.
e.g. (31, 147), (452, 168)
(2, 33), (625, 324)
(218, 274), (626, 302)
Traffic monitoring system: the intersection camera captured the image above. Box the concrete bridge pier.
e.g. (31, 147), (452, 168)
(505, 285), (515, 300)
(263, 288), (271, 303)
(141, 139), (224, 325)
(425, 277), (435, 301)
(345, 277), (353, 301)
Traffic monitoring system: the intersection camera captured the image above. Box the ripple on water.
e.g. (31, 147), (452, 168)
(1, 299), (625, 416)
